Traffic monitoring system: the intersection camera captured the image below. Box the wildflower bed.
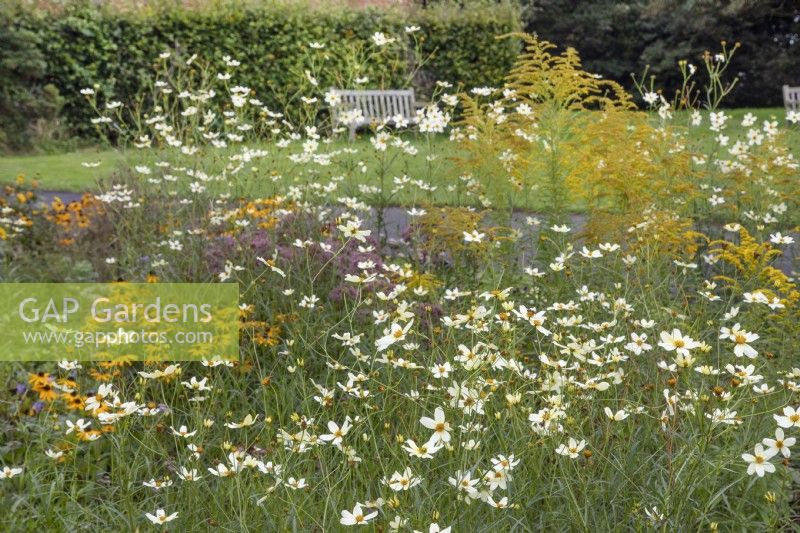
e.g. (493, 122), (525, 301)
(0, 34), (799, 532)
(1, 106), (796, 204)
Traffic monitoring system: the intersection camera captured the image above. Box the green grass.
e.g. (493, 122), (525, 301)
(0, 108), (793, 206)
(0, 147), (121, 191)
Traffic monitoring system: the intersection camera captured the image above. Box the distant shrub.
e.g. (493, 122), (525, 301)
(0, 14), (66, 151)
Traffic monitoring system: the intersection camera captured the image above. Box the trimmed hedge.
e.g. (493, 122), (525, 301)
(3, 2), (521, 148)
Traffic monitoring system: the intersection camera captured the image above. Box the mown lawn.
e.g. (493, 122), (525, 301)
(0, 108), (794, 211)
(0, 147), (121, 191)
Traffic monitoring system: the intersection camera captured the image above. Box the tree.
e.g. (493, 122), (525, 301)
(523, 0), (800, 107)
(638, 0), (799, 107)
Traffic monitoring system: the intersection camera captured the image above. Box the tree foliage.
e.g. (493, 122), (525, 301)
(523, 0), (799, 107)
(0, 16), (64, 151)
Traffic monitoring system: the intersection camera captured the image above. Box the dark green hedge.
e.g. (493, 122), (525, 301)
(2, 2), (520, 149)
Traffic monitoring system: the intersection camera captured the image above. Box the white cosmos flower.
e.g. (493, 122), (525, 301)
(513, 306), (551, 336)
(463, 230), (485, 243)
(430, 362), (452, 379)
(320, 419), (352, 447)
(176, 467), (202, 481)
(719, 324), (759, 358)
(383, 467), (421, 491)
(340, 503), (377, 526)
(376, 320), (413, 352)
(45, 449), (64, 461)
(65, 418), (91, 434)
(769, 232), (794, 245)
(419, 407), (451, 443)
(225, 413), (258, 429)
(555, 438), (586, 458)
(625, 332), (652, 355)
(145, 509), (179, 525)
(0, 466), (22, 479)
(763, 428), (795, 458)
(170, 425), (197, 438)
(448, 470), (479, 496)
(486, 495), (509, 508)
(774, 406), (800, 428)
(286, 477), (307, 490)
(402, 438), (443, 459)
(338, 219), (370, 242)
(742, 444), (777, 477)
(371, 32), (395, 46)
(658, 329), (699, 356)
(603, 408), (630, 421)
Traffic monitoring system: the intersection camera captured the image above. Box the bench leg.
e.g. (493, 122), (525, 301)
(349, 124), (356, 141)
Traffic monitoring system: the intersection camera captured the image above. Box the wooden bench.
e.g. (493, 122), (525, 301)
(329, 89), (419, 140)
(783, 85), (800, 112)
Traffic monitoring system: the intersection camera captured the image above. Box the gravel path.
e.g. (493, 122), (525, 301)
(36, 190), (84, 205)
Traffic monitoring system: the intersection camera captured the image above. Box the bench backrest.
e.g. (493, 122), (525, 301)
(784, 85), (800, 111)
(331, 89), (416, 121)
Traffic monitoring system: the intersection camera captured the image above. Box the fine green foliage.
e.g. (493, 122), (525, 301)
(0, 26), (799, 533)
